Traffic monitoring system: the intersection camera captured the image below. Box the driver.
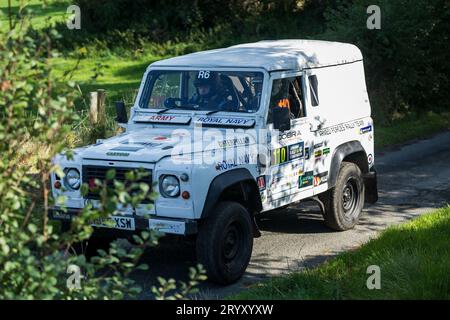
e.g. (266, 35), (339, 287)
(190, 71), (230, 110)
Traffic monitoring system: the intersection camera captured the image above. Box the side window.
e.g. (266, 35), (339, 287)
(267, 76), (306, 123)
(308, 75), (319, 106)
(290, 76), (306, 118)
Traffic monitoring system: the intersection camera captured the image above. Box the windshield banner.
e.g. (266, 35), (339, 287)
(134, 114), (192, 124)
(195, 116), (255, 128)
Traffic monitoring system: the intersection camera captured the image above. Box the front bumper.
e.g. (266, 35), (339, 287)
(49, 207), (197, 235)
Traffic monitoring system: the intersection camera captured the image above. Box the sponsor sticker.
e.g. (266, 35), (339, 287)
(317, 119), (365, 137)
(294, 159), (305, 175)
(278, 130), (301, 142)
(106, 151), (129, 157)
(360, 125), (373, 134)
(314, 171), (329, 186)
(110, 146), (143, 152)
(368, 154), (374, 165)
(149, 219), (185, 234)
(305, 147), (310, 159)
(314, 142), (323, 149)
(215, 154), (255, 171)
(298, 171), (314, 189)
(288, 142), (304, 160)
(323, 147), (331, 155)
(260, 193), (267, 203)
(218, 137), (250, 148)
(271, 141), (305, 165)
(257, 176), (266, 191)
(153, 136), (169, 141)
(314, 150), (323, 158)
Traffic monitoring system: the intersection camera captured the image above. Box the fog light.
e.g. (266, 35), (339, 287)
(182, 191), (190, 199)
(54, 181), (62, 189)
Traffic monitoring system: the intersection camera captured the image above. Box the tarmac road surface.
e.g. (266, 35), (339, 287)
(133, 131), (450, 299)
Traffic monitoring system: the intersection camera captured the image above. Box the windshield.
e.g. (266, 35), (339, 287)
(139, 70), (264, 113)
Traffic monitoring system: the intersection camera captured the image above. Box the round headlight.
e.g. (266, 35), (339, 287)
(160, 175), (180, 197)
(64, 168), (80, 190)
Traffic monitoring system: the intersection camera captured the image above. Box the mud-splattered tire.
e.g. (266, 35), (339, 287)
(320, 162), (365, 231)
(196, 201), (253, 285)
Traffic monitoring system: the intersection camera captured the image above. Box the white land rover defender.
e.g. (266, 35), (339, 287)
(50, 40), (378, 284)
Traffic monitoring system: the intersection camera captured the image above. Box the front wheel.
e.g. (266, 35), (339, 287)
(196, 201), (253, 285)
(320, 162), (365, 231)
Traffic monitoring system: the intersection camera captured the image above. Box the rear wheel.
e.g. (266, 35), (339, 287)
(196, 201), (253, 284)
(320, 162), (365, 231)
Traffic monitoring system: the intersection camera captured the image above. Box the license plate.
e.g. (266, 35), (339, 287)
(90, 216), (135, 231)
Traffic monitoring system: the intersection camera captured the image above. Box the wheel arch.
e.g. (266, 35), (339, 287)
(328, 140), (369, 188)
(201, 168), (262, 220)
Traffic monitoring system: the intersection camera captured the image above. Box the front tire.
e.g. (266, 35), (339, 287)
(196, 201), (253, 285)
(320, 162), (365, 231)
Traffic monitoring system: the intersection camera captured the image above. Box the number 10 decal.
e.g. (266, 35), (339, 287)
(271, 142), (305, 166)
(271, 146), (288, 165)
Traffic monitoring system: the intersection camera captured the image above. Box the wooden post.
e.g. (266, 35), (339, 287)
(89, 91), (98, 124)
(89, 89), (106, 125)
(97, 89), (106, 127)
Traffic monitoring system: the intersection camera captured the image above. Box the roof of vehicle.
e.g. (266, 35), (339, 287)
(150, 39), (363, 72)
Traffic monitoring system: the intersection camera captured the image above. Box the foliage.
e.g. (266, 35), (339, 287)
(321, 0), (450, 123)
(0, 8), (205, 299)
(152, 265), (207, 300)
(48, 0), (449, 125)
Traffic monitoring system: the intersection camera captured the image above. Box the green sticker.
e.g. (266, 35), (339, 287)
(298, 171), (314, 188)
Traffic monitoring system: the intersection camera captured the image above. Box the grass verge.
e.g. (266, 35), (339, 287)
(375, 112), (450, 149)
(231, 206), (450, 300)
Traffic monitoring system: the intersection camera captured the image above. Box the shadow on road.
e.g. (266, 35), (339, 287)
(132, 132), (450, 299)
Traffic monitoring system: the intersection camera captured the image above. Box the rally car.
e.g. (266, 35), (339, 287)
(50, 40), (378, 284)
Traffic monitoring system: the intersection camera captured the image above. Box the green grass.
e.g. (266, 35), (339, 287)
(231, 206), (450, 300)
(52, 53), (165, 105)
(376, 112), (450, 149)
(0, 0), (69, 31)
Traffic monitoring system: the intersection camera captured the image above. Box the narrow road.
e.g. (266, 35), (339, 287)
(135, 131), (450, 299)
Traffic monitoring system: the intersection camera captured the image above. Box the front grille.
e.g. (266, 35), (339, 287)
(82, 165), (152, 202)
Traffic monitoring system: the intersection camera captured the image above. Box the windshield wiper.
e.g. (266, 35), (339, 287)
(157, 108), (171, 114)
(157, 104), (199, 114)
(206, 110), (220, 115)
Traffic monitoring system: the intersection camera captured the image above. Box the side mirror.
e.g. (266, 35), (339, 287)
(115, 101), (128, 124)
(272, 106), (291, 132)
(309, 116), (323, 132)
